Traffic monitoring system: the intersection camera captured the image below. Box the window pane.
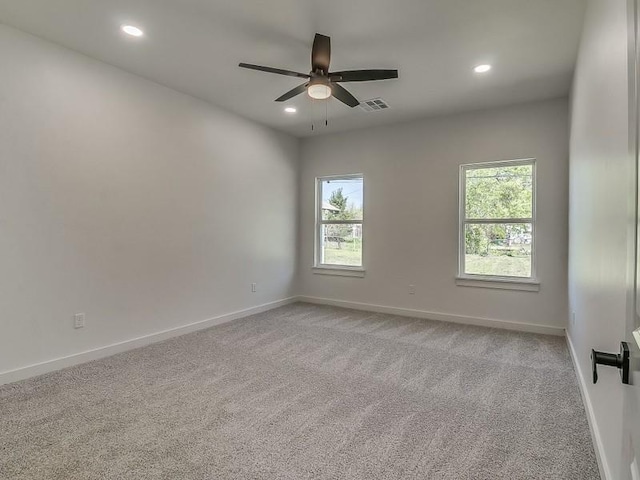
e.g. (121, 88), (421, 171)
(321, 177), (363, 221)
(464, 223), (532, 277)
(465, 164), (533, 219)
(320, 223), (362, 266)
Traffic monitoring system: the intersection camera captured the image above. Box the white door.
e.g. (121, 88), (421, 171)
(622, 1), (640, 478)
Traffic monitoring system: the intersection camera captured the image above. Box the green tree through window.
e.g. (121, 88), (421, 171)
(461, 161), (535, 278)
(316, 176), (363, 268)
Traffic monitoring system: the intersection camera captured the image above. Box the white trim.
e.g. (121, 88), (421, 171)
(315, 174), (364, 269)
(312, 266), (366, 277)
(460, 158), (538, 169)
(318, 219), (363, 225)
(0, 297), (297, 386)
(297, 295), (564, 336)
(458, 158), (537, 280)
(455, 276), (540, 291)
(566, 334), (611, 480)
(462, 217), (533, 224)
(630, 0), (640, 361)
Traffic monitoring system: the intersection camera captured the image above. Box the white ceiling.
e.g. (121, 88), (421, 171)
(0, 0), (586, 137)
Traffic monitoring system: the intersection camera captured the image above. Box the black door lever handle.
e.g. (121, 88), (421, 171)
(591, 341), (629, 385)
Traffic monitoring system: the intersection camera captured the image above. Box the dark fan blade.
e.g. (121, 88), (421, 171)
(311, 34), (331, 73)
(275, 83), (308, 102)
(238, 63), (309, 79)
(330, 69), (398, 82)
(331, 83), (359, 108)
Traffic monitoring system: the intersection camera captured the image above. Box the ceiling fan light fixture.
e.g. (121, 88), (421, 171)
(308, 84), (332, 100)
(239, 34), (398, 108)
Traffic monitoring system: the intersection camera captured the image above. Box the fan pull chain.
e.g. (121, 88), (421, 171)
(310, 98), (329, 131)
(311, 97), (315, 131)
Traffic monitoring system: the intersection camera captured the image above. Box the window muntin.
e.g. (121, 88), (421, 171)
(316, 175), (364, 268)
(459, 160), (535, 280)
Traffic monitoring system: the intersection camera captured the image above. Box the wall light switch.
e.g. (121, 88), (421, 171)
(251, 283), (257, 293)
(408, 285), (416, 295)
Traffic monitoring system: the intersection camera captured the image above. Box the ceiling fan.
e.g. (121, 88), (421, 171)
(239, 33), (398, 108)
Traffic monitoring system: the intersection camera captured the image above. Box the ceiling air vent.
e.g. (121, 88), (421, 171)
(359, 98), (390, 112)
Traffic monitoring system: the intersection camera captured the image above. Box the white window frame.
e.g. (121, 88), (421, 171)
(457, 158), (538, 289)
(313, 174), (365, 276)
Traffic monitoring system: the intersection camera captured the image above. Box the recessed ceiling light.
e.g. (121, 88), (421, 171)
(121, 25), (144, 37)
(474, 64), (492, 73)
(284, 107), (297, 113)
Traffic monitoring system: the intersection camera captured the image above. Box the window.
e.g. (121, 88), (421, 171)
(315, 174), (364, 271)
(459, 159), (536, 282)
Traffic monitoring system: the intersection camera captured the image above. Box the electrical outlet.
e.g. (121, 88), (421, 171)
(74, 313), (85, 329)
(251, 283), (257, 293)
(408, 285), (416, 295)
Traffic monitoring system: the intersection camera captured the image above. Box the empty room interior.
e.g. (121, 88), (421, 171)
(2, 0), (640, 479)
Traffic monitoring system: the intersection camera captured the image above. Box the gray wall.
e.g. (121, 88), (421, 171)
(299, 98), (569, 331)
(568, 1), (633, 478)
(0, 25), (299, 375)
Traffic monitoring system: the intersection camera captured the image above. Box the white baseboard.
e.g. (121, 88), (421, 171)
(0, 295), (565, 386)
(296, 296), (565, 336)
(0, 297), (297, 386)
(566, 334), (610, 480)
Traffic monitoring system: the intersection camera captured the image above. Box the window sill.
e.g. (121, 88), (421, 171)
(312, 266), (366, 278)
(455, 276), (539, 292)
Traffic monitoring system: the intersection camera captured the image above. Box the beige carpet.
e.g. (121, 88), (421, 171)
(1, 302), (599, 479)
